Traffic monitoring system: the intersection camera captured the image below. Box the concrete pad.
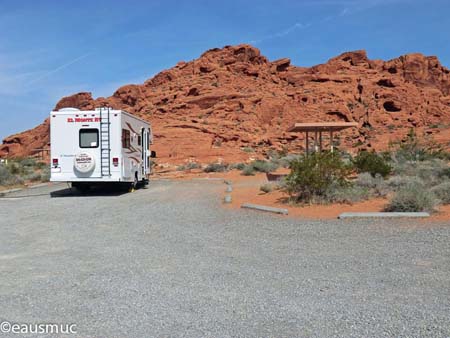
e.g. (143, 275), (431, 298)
(241, 203), (288, 215)
(338, 212), (430, 219)
(0, 188), (23, 196)
(27, 182), (50, 189)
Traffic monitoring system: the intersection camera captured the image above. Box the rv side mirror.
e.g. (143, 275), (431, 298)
(150, 150), (156, 158)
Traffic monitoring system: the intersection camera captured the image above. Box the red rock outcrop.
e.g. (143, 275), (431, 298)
(1, 44), (450, 164)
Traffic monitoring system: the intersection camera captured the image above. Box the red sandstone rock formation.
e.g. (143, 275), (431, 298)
(1, 44), (449, 164)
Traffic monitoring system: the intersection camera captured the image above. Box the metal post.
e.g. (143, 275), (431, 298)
(330, 130), (334, 152)
(305, 131), (309, 155)
(314, 130), (318, 152)
(319, 131), (322, 152)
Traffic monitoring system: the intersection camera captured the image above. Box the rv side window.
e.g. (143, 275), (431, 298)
(79, 129), (99, 148)
(122, 129), (131, 148)
(137, 135), (142, 146)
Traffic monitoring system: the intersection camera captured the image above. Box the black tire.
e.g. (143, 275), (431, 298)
(129, 174), (138, 192)
(72, 182), (90, 194)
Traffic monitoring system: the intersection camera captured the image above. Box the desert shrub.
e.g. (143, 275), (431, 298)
(392, 128), (450, 162)
(353, 151), (391, 178)
(284, 151), (352, 202)
(391, 159), (448, 187)
(324, 183), (370, 204)
(7, 161), (24, 175)
(355, 172), (389, 197)
(414, 160), (449, 186)
(204, 162), (228, 173)
(18, 157), (38, 167)
(250, 160), (278, 173)
(273, 154), (302, 168)
(267, 148), (288, 160)
(241, 165), (255, 176)
(40, 167), (51, 182)
(177, 162), (201, 171)
(438, 167), (450, 179)
(26, 172), (43, 182)
(241, 147), (255, 153)
(240, 160), (278, 175)
(0, 166), (23, 186)
(387, 175), (424, 191)
(431, 181), (450, 204)
(228, 163), (246, 170)
(385, 183), (437, 212)
(186, 162), (201, 170)
(0, 158), (50, 186)
(260, 183), (274, 193)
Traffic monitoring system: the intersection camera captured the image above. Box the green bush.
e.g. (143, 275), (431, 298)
(0, 166), (23, 186)
(241, 147), (255, 153)
(438, 167), (450, 179)
(387, 175), (424, 191)
(204, 163), (228, 173)
(284, 151), (352, 202)
(431, 181), (450, 204)
(0, 158), (49, 186)
(228, 163), (245, 170)
(177, 162), (201, 171)
(7, 162), (24, 175)
(260, 183), (274, 193)
(324, 183), (370, 204)
(241, 165), (255, 176)
(18, 157), (38, 167)
(26, 172), (43, 182)
(385, 183), (437, 212)
(240, 160), (278, 176)
(40, 167), (50, 182)
(272, 154), (302, 168)
(355, 172), (389, 197)
(390, 159), (449, 187)
(251, 160), (278, 173)
(393, 128), (450, 162)
(353, 151), (391, 178)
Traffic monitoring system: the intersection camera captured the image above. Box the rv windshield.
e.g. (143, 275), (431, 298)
(79, 129), (99, 148)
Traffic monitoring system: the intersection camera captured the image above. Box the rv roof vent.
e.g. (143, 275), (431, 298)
(58, 107), (80, 112)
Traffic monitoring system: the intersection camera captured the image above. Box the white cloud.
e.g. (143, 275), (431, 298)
(250, 22), (311, 44)
(249, 0), (410, 45)
(26, 53), (91, 86)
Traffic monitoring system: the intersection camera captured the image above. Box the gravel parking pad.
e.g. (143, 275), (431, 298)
(0, 181), (449, 337)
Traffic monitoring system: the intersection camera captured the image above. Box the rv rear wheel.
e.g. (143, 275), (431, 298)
(72, 182), (90, 193)
(129, 174), (138, 192)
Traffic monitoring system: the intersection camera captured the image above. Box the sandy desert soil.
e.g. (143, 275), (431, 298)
(155, 169), (450, 222)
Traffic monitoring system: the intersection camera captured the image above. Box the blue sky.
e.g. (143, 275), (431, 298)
(0, 0), (449, 139)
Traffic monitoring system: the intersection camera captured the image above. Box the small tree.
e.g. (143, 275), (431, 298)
(284, 151), (352, 202)
(353, 151), (391, 178)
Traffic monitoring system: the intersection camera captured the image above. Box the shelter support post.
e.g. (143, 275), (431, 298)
(314, 131), (318, 152)
(319, 131), (322, 151)
(330, 130), (334, 152)
(305, 131), (309, 155)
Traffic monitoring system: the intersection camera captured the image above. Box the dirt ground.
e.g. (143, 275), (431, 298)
(156, 168), (450, 221)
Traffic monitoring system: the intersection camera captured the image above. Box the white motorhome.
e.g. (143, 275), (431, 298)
(50, 107), (155, 191)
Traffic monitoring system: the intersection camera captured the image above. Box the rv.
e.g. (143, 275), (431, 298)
(50, 107), (155, 191)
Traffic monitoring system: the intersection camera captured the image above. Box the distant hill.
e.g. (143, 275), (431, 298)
(2, 44), (450, 164)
